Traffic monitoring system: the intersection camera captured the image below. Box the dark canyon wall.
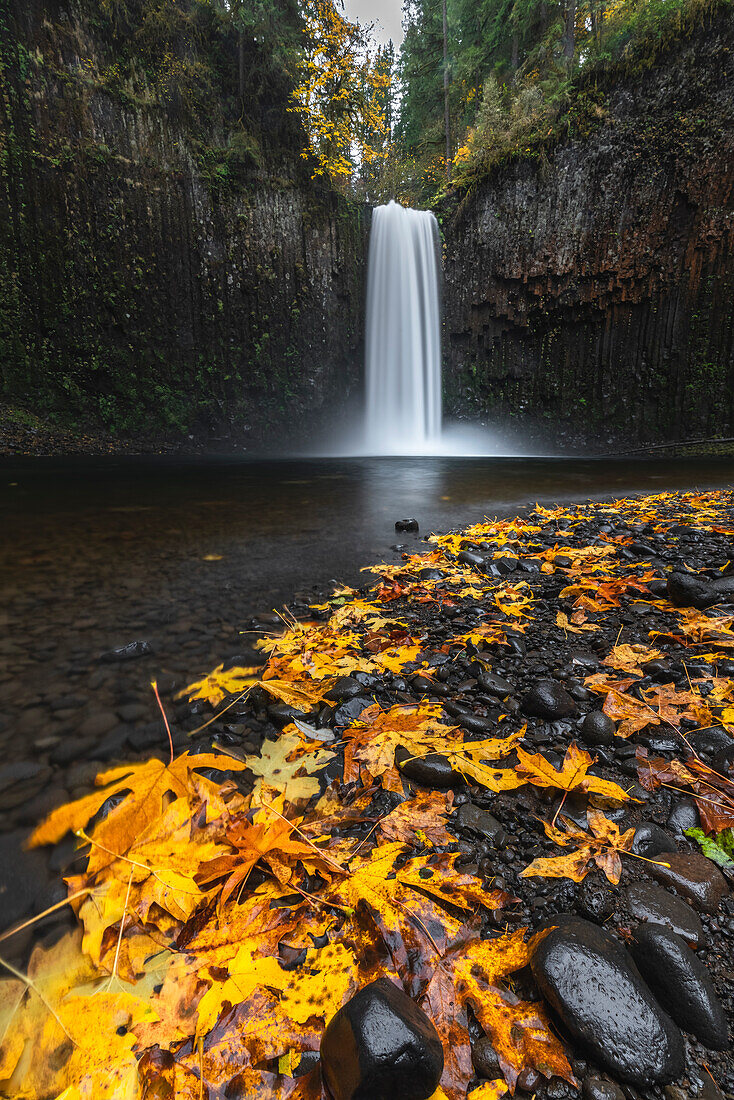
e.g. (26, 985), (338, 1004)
(442, 14), (734, 451)
(0, 0), (367, 446)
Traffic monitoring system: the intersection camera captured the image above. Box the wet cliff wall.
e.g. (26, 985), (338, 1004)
(0, 0), (367, 448)
(442, 14), (734, 451)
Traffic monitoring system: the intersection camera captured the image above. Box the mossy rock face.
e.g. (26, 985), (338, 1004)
(440, 11), (734, 452)
(0, 0), (369, 448)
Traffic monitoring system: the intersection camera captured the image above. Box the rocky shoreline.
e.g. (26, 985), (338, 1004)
(1, 489), (733, 1099)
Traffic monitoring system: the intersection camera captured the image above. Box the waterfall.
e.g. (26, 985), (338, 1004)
(364, 201), (442, 454)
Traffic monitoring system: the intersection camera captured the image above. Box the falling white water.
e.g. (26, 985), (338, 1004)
(364, 201), (442, 454)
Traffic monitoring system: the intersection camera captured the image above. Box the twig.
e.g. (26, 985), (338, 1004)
(187, 687), (253, 737)
(151, 680), (174, 765)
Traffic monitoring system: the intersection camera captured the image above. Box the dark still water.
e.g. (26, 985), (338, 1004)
(0, 454), (732, 831)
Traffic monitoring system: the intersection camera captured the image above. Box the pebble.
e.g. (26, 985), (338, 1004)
(631, 823), (678, 859)
(333, 696), (373, 728)
(577, 877), (615, 923)
(78, 710), (119, 738)
(0, 761), (49, 794)
(666, 798), (700, 836)
(629, 923), (729, 1049)
(521, 681), (577, 720)
(624, 882), (704, 946)
(321, 978), (443, 1100)
(579, 711), (616, 747)
(477, 672), (514, 697)
(456, 803), (506, 846)
(582, 1077), (626, 1100)
(649, 851), (728, 913)
(530, 917), (684, 1086)
(472, 1035), (501, 1078)
(395, 745), (460, 789)
(324, 676), (364, 702)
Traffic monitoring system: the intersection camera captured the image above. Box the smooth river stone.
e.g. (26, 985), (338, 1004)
(530, 918), (684, 1086)
(649, 851), (729, 913)
(624, 882), (703, 947)
(321, 978), (444, 1100)
(630, 924), (729, 1049)
(395, 744), (462, 789)
(521, 680), (578, 720)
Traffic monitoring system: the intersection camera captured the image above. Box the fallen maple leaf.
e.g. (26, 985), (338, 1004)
(29, 753), (249, 856)
(515, 743), (631, 802)
(520, 809), (635, 884)
(424, 928), (576, 1098)
(378, 790), (456, 846)
(181, 664), (261, 706)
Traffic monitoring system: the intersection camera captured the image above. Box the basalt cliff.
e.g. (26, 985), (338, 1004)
(442, 12), (734, 450)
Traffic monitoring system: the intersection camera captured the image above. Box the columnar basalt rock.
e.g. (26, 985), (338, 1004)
(0, 1), (368, 447)
(441, 15), (734, 451)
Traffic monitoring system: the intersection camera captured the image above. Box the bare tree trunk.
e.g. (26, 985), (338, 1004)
(563, 0), (577, 63)
(442, 0), (451, 181)
(238, 28), (245, 100)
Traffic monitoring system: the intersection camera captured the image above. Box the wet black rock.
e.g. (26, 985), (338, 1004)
(321, 978), (444, 1100)
(395, 745), (461, 789)
(636, 730), (680, 754)
(472, 1035), (501, 1078)
(333, 696), (373, 728)
(267, 702), (311, 727)
(629, 924), (729, 1049)
(458, 550), (485, 567)
(577, 877), (615, 923)
(325, 676), (365, 702)
(456, 803), (506, 846)
(579, 711), (616, 747)
(624, 882), (703, 947)
(667, 571), (734, 610)
(666, 797), (700, 836)
(477, 672), (514, 697)
(99, 639), (154, 662)
(521, 681), (577, 720)
(395, 518), (419, 533)
(689, 727), (733, 760)
(530, 918), (684, 1086)
(650, 851), (729, 913)
(631, 823), (678, 859)
(642, 659), (677, 682)
(582, 1076), (626, 1100)
(455, 711), (493, 735)
(418, 568), (444, 581)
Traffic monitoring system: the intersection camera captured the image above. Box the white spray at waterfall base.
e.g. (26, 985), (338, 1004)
(364, 201), (442, 454)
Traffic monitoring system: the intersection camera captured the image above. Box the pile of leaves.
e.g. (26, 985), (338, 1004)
(1, 489), (733, 1100)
